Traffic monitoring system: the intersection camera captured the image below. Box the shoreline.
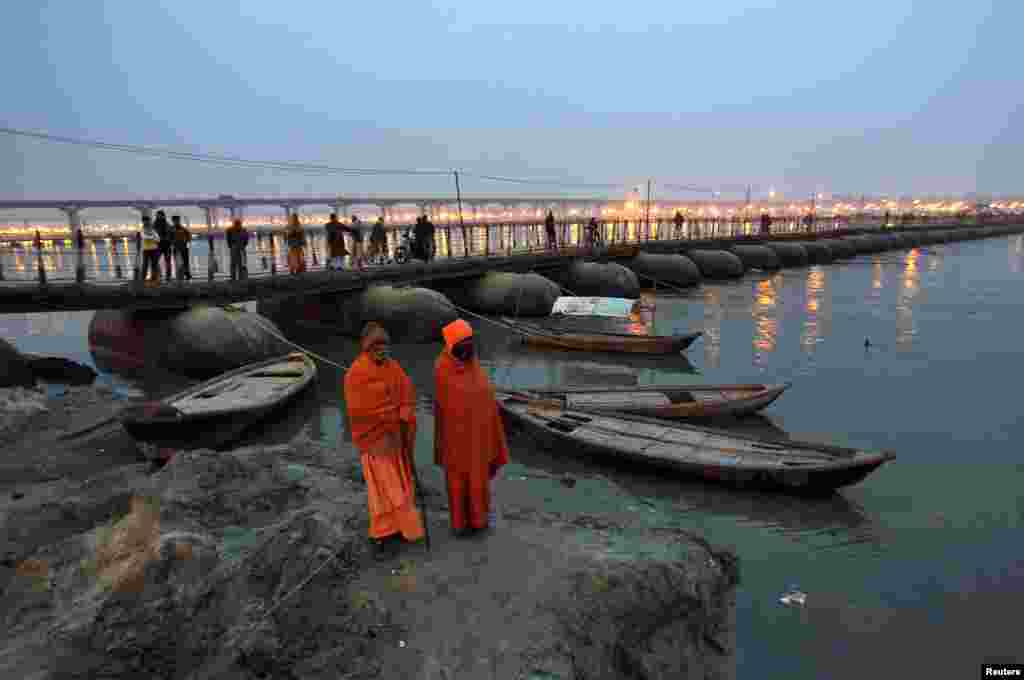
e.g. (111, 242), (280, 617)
(0, 386), (738, 679)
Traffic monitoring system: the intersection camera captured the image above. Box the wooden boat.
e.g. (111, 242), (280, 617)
(518, 382), (791, 419)
(119, 352), (317, 450)
(502, 317), (700, 355)
(496, 391), (895, 494)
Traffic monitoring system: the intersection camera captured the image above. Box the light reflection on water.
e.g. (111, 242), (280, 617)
(800, 267), (828, 359)
(701, 286), (724, 369)
(752, 275), (779, 370)
(895, 249), (920, 350)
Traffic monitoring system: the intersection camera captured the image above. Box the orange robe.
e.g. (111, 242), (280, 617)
(434, 323), (510, 530)
(343, 353), (425, 541)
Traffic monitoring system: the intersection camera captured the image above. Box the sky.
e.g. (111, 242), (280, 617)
(1, 0), (1022, 212)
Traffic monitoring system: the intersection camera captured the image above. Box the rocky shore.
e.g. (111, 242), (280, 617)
(1, 384), (739, 679)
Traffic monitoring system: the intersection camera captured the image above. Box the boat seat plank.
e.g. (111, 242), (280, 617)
(567, 392), (672, 409)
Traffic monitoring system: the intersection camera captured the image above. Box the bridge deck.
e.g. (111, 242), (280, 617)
(0, 220), (1011, 314)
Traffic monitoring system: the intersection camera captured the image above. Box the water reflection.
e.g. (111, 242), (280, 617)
(801, 267), (829, 356)
(752, 275), (780, 369)
(1011, 235), (1024, 274)
(702, 286), (724, 369)
(895, 249), (920, 350)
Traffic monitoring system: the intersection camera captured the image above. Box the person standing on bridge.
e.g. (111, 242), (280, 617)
(347, 215), (366, 270)
(139, 215), (161, 284)
(344, 321), (426, 559)
(226, 218), (249, 281)
(433, 319), (510, 537)
(285, 213), (307, 274)
(369, 217), (388, 265)
(545, 210), (557, 250)
(324, 213), (348, 270)
(673, 210), (684, 239)
(417, 214), (436, 262)
(760, 211), (772, 235)
(172, 215), (192, 281)
(153, 210), (174, 281)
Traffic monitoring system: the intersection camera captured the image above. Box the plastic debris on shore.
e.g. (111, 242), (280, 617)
(779, 586), (807, 607)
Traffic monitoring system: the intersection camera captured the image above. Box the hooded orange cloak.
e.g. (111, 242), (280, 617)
(434, 319), (510, 530)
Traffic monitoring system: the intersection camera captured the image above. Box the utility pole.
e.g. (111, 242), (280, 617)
(645, 179), (652, 240)
(454, 170), (468, 258)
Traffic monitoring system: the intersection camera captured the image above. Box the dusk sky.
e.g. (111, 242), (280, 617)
(2, 0), (1022, 206)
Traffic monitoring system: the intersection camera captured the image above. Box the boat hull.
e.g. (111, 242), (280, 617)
(497, 394), (893, 494)
(524, 383), (790, 419)
(504, 318), (701, 355)
(119, 353), (317, 451)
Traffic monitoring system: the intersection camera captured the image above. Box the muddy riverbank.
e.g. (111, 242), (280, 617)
(0, 387), (738, 679)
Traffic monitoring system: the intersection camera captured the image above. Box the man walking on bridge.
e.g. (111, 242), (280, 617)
(226, 218), (249, 281)
(545, 210), (557, 250)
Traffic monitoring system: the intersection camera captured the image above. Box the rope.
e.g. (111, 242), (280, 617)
(238, 308), (349, 371)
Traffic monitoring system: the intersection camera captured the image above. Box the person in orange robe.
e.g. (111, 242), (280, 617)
(343, 322), (425, 558)
(434, 319), (510, 536)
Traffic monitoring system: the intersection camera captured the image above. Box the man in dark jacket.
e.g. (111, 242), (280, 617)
(225, 218), (249, 281)
(544, 210), (557, 250)
(153, 210), (174, 279)
(325, 213), (348, 270)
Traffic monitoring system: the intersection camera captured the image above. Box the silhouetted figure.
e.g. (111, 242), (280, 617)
(545, 210), (557, 250)
(226, 218), (249, 281)
(325, 213), (348, 270)
(586, 217), (600, 249)
(412, 216), (428, 261)
(346, 215), (366, 269)
(172, 215), (192, 280)
(153, 210), (173, 280)
(369, 218), (388, 264)
(673, 211), (684, 238)
(760, 212), (772, 235)
(422, 216), (436, 261)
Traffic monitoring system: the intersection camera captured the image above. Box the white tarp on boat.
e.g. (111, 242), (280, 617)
(550, 297), (639, 318)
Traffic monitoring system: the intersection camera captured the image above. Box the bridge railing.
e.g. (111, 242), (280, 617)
(0, 214), (999, 286)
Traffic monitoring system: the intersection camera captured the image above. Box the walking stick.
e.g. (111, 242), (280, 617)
(404, 435), (432, 553)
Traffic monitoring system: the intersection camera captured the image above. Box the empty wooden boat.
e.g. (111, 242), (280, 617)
(502, 317), (700, 355)
(119, 352), (317, 450)
(497, 391), (895, 494)
(518, 382), (791, 419)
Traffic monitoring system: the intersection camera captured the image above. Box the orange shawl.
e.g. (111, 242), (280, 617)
(343, 352), (417, 456)
(433, 320), (509, 472)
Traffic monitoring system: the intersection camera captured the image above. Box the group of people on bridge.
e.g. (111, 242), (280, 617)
(134, 211), (441, 283)
(139, 210), (193, 283)
(343, 318), (508, 558)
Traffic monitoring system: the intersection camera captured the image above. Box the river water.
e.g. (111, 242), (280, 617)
(3, 234), (1023, 677)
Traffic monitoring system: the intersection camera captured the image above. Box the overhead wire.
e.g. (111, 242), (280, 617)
(2, 125), (754, 196)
